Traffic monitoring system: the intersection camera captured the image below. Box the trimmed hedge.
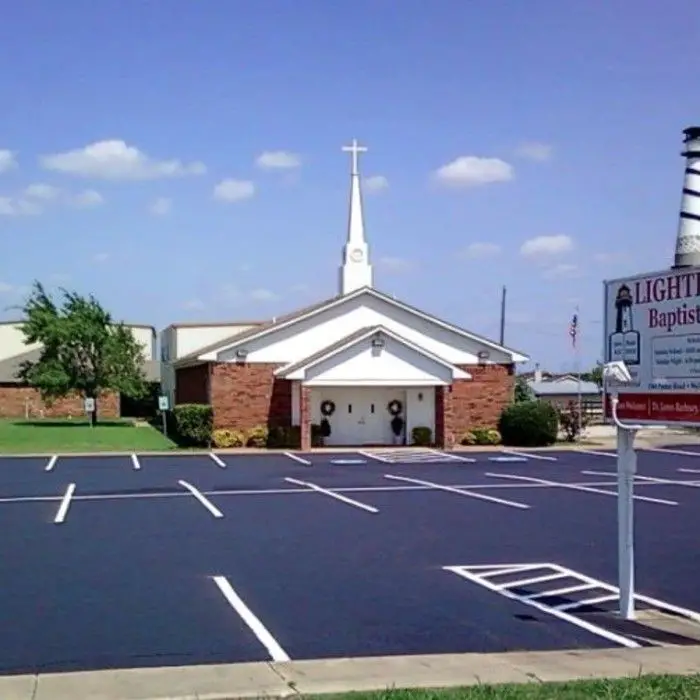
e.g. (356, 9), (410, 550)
(173, 404), (213, 446)
(498, 401), (558, 447)
(412, 426), (432, 446)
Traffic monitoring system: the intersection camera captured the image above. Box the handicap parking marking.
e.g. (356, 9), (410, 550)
(212, 576), (290, 662)
(485, 471), (678, 506)
(444, 561), (700, 646)
(54, 483), (76, 524)
(178, 480), (224, 518)
(284, 477), (379, 513)
(384, 473), (530, 510)
(360, 448), (476, 464)
(500, 450), (558, 462)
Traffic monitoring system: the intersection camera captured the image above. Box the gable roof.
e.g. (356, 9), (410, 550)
(174, 286), (529, 365)
(275, 325), (471, 379)
(528, 378), (601, 395)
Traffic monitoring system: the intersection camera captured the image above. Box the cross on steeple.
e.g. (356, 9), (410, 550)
(342, 138), (367, 176)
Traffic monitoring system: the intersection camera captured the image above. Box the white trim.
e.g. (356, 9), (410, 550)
(193, 287), (528, 363)
(275, 325), (471, 381)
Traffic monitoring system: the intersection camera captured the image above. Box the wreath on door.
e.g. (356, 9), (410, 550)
(387, 400), (403, 416)
(319, 400), (335, 439)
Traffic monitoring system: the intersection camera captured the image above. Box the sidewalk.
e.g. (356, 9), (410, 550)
(4, 646), (700, 700)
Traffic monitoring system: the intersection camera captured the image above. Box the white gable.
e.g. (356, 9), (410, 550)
(204, 290), (526, 366)
(283, 331), (469, 386)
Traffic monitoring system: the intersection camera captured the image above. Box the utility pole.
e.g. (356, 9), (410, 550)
(499, 286), (507, 345)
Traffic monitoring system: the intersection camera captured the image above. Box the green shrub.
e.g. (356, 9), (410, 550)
(311, 423), (324, 447)
(246, 425), (269, 448)
(460, 431), (477, 446)
(498, 401), (558, 447)
(412, 426), (432, 446)
(173, 404), (212, 446)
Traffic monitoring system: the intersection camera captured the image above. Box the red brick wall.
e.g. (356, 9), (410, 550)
(176, 364), (210, 404)
(0, 385), (119, 419)
(209, 362), (292, 431)
(437, 364), (515, 447)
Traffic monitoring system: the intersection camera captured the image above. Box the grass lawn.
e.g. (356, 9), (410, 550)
(320, 675), (700, 699)
(0, 418), (178, 454)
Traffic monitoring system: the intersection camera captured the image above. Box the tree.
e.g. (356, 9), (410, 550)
(17, 281), (148, 425)
(514, 375), (535, 403)
(581, 362), (603, 388)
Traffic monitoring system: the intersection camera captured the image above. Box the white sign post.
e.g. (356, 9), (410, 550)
(84, 397), (96, 427)
(158, 395), (170, 437)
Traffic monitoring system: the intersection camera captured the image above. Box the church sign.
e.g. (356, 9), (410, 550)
(603, 265), (700, 423)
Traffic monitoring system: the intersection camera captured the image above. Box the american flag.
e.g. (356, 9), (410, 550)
(569, 313), (578, 348)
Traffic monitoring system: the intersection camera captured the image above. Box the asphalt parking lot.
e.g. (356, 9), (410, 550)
(1, 444), (700, 676)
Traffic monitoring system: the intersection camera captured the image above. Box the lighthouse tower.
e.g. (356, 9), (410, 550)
(673, 126), (700, 268)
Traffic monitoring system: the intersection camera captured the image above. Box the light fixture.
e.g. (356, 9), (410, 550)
(371, 335), (385, 349)
(477, 350), (490, 361)
(235, 349), (248, 360)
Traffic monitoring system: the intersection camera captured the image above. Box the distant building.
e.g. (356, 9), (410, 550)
(524, 368), (602, 416)
(0, 321), (160, 419)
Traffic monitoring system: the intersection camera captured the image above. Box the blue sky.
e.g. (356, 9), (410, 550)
(0, 0), (697, 371)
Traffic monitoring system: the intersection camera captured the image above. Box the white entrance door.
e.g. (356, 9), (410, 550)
(321, 388), (401, 446)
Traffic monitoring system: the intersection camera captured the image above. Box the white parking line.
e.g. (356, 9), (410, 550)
(178, 480), (224, 518)
(575, 449), (616, 458)
(486, 472), (678, 506)
(284, 451), (312, 466)
(284, 477), (378, 513)
(679, 468), (700, 475)
(212, 576), (290, 662)
(209, 453), (227, 468)
(358, 450), (391, 463)
(384, 474), (530, 510)
(643, 447), (700, 457)
(501, 450), (557, 462)
(44, 455), (58, 472)
(131, 454), (141, 470)
(630, 474), (700, 490)
(54, 483), (76, 524)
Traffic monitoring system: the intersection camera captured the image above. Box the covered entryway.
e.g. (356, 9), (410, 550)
(311, 387), (406, 446)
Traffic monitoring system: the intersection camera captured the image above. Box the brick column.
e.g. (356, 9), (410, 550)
(434, 385), (456, 449)
(299, 383), (311, 451)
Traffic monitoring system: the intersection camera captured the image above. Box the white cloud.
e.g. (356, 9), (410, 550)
(24, 183), (60, 200)
(255, 150), (302, 170)
(0, 196), (41, 216)
(41, 140), (206, 180)
(289, 283), (309, 293)
(150, 197), (172, 216)
(0, 281), (14, 293)
(92, 252), (110, 263)
(460, 242), (501, 259)
(433, 156), (514, 188)
(213, 178), (255, 202)
(249, 288), (278, 302)
(542, 263), (581, 280)
(0, 150), (17, 173)
(70, 189), (104, 208)
(183, 299), (205, 310)
(520, 234), (574, 258)
(593, 251), (624, 264)
(515, 141), (553, 162)
(364, 175), (389, 193)
(378, 256), (413, 272)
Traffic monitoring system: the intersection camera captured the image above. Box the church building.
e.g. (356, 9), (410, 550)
(161, 140), (529, 449)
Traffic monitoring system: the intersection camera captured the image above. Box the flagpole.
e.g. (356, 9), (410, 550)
(575, 307), (582, 438)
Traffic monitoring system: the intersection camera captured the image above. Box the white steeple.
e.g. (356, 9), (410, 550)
(339, 138), (373, 295)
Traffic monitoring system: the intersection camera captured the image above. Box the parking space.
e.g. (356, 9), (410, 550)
(1, 445), (700, 675)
